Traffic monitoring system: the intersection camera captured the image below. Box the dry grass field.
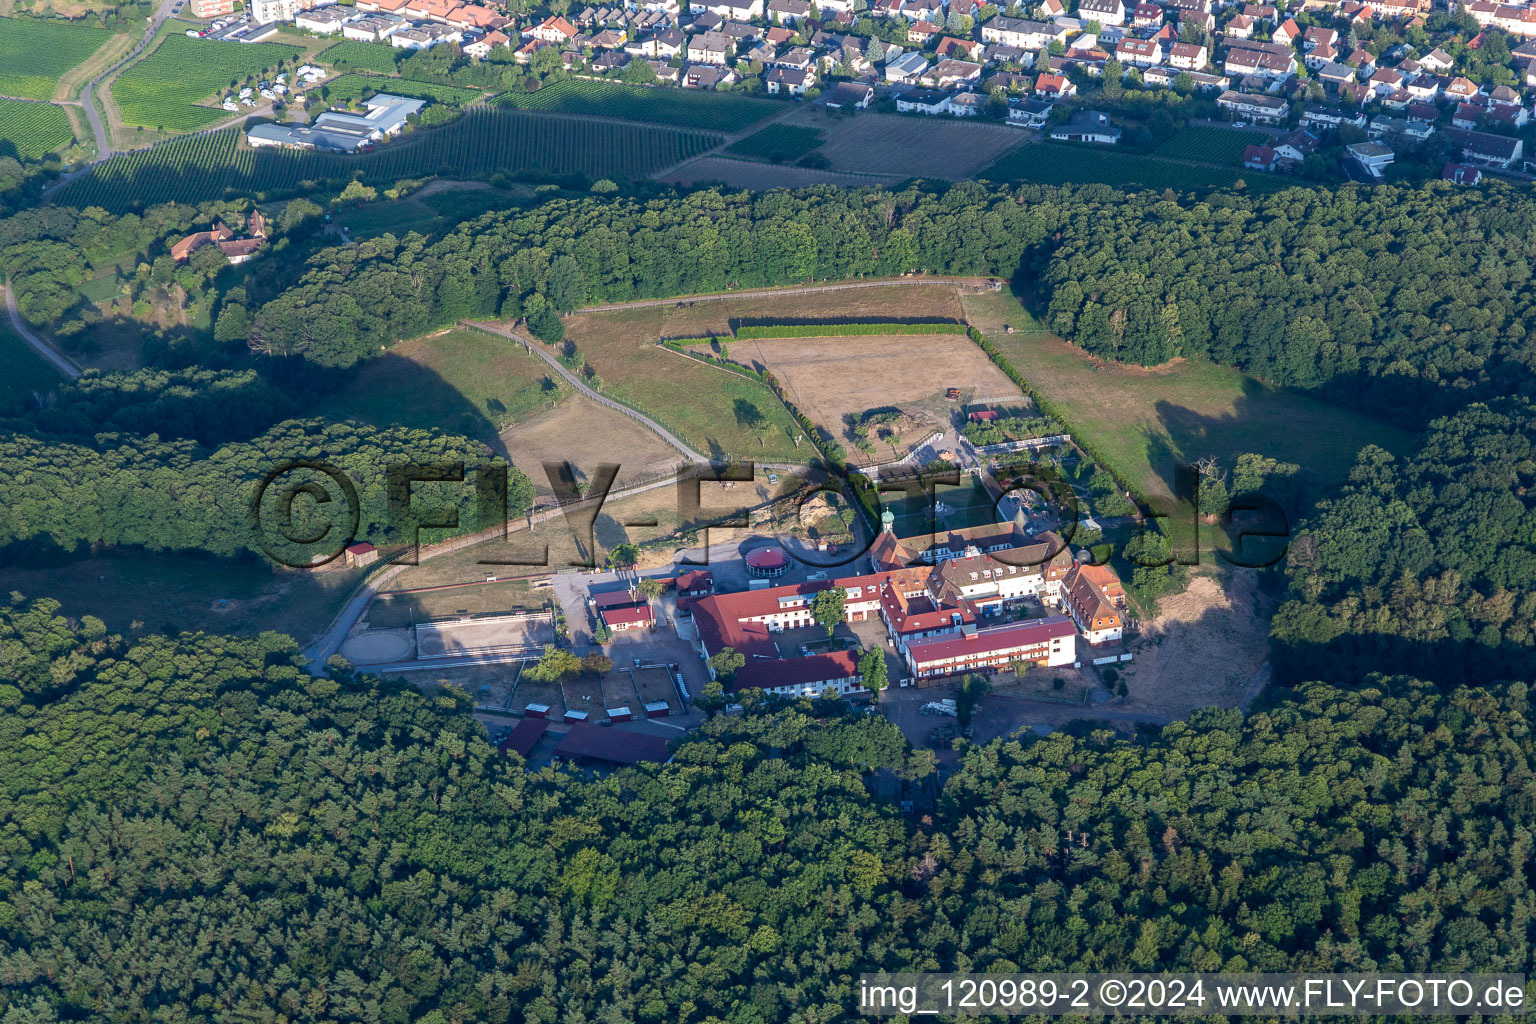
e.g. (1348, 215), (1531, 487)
(499, 394), (686, 498)
(561, 311), (804, 462)
(779, 108), (1027, 180)
(727, 333), (1023, 464)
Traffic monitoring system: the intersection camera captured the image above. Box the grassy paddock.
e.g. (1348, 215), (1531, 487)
(316, 327), (567, 441)
(562, 305), (809, 462)
(960, 288), (1415, 560)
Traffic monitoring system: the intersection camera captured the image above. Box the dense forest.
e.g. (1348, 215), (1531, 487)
(0, 419), (533, 562)
(0, 600), (1532, 1022)
(4, 177), (1536, 1020)
(1271, 398), (1536, 686)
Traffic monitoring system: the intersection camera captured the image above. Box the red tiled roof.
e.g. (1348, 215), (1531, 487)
(732, 650), (861, 693)
(554, 723), (670, 765)
(906, 616), (1075, 665)
(499, 717), (548, 757)
(602, 604), (654, 627)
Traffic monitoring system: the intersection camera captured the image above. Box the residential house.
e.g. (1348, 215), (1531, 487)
(1048, 107), (1122, 141)
(1077, 0), (1126, 25)
(1133, 1), (1162, 26)
(1034, 71), (1077, 96)
(885, 49), (930, 82)
(463, 28), (512, 56)
(895, 87), (952, 113)
(687, 30), (732, 63)
(1447, 128), (1524, 168)
(1302, 25), (1338, 50)
(1368, 66), (1403, 94)
(1168, 41), (1208, 68)
(1224, 14), (1255, 39)
(528, 15), (577, 42)
(767, 0), (811, 22)
(1272, 16), (1300, 44)
(908, 17), (940, 42)
(922, 57), (983, 86)
(684, 63), (735, 87)
(1116, 37), (1163, 65)
(1303, 42), (1338, 69)
(765, 65), (813, 93)
(1142, 65), (1227, 90)
(628, 26), (684, 56)
(946, 91), (986, 115)
(1061, 562), (1126, 645)
(341, 14), (403, 40)
(1005, 95), (1055, 126)
(1224, 47), (1295, 79)
(1273, 127), (1318, 162)
(701, 0), (762, 18)
(981, 16), (1066, 49)
(390, 23), (460, 47)
(1217, 88), (1287, 122)
(824, 80), (875, 108)
(170, 224), (235, 262)
(1242, 142), (1279, 170)
(1301, 103), (1366, 129)
(1346, 139), (1394, 176)
(1316, 61), (1356, 88)
(1442, 161), (1483, 184)
(293, 6), (353, 32)
(1419, 46), (1453, 70)
(935, 36), (981, 59)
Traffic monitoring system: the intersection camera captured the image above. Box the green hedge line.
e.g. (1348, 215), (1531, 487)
(657, 340), (764, 382)
(734, 322), (967, 339)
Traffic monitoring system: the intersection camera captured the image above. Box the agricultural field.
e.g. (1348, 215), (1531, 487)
(496, 78), (780, 132)
(980, 141), (1293, 193)
(54, 110), (720, 212)
(316, 39), (402, 73)
(110, 35), (304, 132)
(1155, 125), (1267, 164)
(0, 99), (74, 161)
(780, 106), (1026, 180)
(723, 123), (823, 163)
(318, 73), (483, 107)
(0, 17), (117, 99)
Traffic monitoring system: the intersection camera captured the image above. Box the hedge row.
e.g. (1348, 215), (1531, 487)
(656, 340), (765, 382)
(734, 322), (967, 340)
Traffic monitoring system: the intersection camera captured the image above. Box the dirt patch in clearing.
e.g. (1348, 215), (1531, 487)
(1115, 570), (1272, 718)
(733, 333), (1023, 463)
(499, 393), (685, 498)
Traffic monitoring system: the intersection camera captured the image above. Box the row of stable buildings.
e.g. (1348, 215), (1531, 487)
(684, 515), (1128, 699)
